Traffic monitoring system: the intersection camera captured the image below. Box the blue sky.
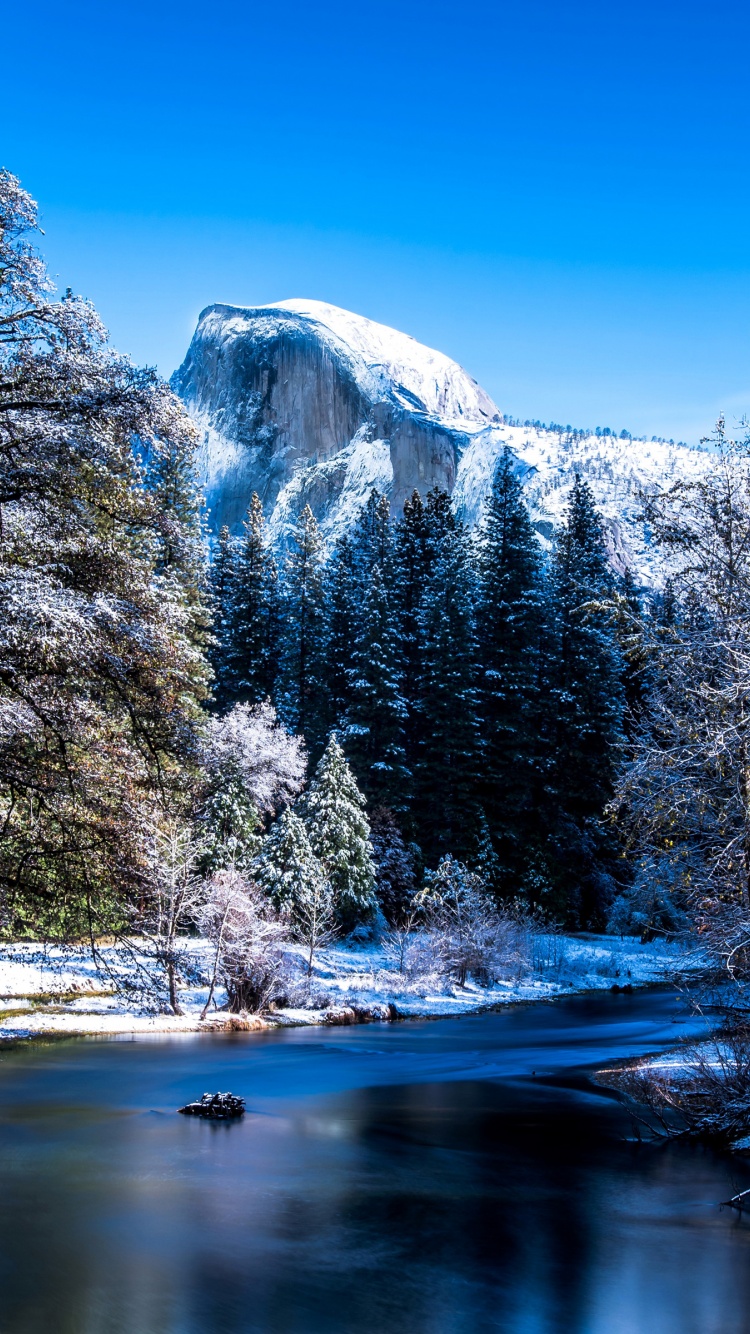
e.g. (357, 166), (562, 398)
(5, 0), (750, 441)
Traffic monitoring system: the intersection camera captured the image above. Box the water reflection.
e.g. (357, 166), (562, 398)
(0, 992), (748, 1334)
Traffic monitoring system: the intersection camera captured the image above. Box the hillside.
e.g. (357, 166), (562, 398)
(174, 299), (711, 581)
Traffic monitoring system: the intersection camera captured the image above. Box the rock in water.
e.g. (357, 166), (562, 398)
(178, 1092), (246, 1119)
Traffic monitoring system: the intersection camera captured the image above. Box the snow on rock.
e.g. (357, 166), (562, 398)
(454, 423), (713, 585)
(172, 299), (481, 548)
(174, 298), (713, 582)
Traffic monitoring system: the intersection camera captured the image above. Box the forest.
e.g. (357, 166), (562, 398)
(3, 166), (750, 1078)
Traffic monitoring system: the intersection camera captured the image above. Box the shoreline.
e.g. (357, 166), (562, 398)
(0, 933), (700, 1045)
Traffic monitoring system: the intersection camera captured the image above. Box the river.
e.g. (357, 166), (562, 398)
(0, 988), (748, 1334)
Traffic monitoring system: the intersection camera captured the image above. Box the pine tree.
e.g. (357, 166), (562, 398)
(198, 775), (262, 875)
(392, 490), (432, 792)
(228, 494), (279, 706)
(299, 735), (377, 931)
(550, 474), (624, 817)
(612, 568), (650, 735)
(369, 806), (417, 926)
(344, 565), (408, 809)
(276, 504), (327, 751)
(322, 532), (358, 735)
(254, 808), (328, 916)
(424, 486), (457, 553)
(475, 448), (547, 882)
(146, 416), (209, 651)
(547, 475), (625, 922)
(210, 525), (237, 710)
(413, 524), (481, 864)
(470, 810), (503, 894)
(350, 489), (393, 589)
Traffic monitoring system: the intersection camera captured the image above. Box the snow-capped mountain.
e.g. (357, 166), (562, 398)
(173, 298), (711, 582)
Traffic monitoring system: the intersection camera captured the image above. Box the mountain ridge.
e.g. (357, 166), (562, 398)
(173, 298), (711, 584)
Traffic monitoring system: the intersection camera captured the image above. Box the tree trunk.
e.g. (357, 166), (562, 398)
(168, 960), (183, 1015)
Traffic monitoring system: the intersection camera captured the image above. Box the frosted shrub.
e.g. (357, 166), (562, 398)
(415, 858), (532, 988)
(382, 905), (432, 978)
(203, 701), (306, 815)
(199, 868), (290, 1016)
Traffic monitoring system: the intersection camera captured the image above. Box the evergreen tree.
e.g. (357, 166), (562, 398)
(276, 504), (327, 751)
(146, 414), (209, 650)
(392, 490), (433, 792)
(210, 524), (237, 710)
(413, 524), (481, 864)
(299, 735), (377, 930)
(344, 565), (408, 809)
(470, 809), (503, 894)
(424, 485), (457, 553)
(475, 448), (547, 881)
(254, 808), (328, 916)
(350, 489), (393, 588)
(322, 532), (358, 734)
(198, 775), (262, 875)
(547, 475), (625, 922)
(612, 568), (650, 735)
(229, 494), (279, 706)
(551, 475), (623, 817)
(369, 806), (417, 925)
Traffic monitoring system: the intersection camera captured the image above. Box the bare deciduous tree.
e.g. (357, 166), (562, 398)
(292, 865), (336, 979)
(199, 868), (289, 1015)
(415, 857), (530, 987)
(138, 819), (208, 1014)
(612, 421), (750, 985)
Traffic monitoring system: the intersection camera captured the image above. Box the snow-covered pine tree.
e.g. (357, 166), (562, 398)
(145, 397), (210, 652)
(350, 489), (394, 589)
(412, 523), (481, 864)
(424, 486), (457, 553)
(276, 504), (327, 752)
(321, 532), (358, 736)
(611, 567), (650, 735)
(391, 487), (459, 822)
(299, 735), (377, 931)
(475, 448), (547, 884)
(547, 474), (625, 922)
(369, 806), (417, 926)
(254, 807), (328, 916)
(550, 474), (624, 814)
(227, 494), (279, 706)
(198, 773), (263, 875)
(392, 491), (432, 797)
(344, 565), (409, 810)
(210, 524), (237, 710)
(470, 810), (503, 894)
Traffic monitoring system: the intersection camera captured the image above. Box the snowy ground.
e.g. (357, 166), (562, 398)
(0, 933), (701, 1043)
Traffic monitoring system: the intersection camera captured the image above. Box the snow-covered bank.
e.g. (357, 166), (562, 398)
(0, 934), (700, 1043)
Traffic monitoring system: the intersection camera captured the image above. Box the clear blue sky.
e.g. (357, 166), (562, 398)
(5, 0), (750, 441)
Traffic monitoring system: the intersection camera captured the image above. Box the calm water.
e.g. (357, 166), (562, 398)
(0, 990), (749, 1334)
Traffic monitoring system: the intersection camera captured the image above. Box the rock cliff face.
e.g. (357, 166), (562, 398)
(173, 298), (712, 583)
(172, 299), (499, 545)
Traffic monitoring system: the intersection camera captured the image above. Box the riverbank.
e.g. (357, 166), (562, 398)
(0, 933), (701, 1042)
